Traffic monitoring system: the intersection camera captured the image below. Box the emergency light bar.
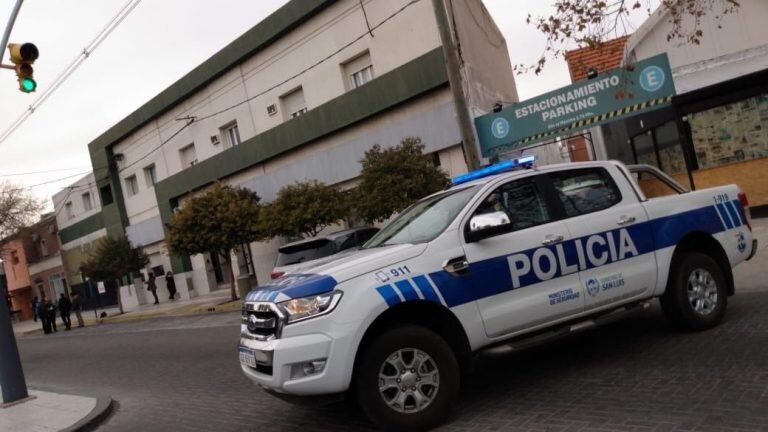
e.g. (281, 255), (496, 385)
(451, 155), (536, 186)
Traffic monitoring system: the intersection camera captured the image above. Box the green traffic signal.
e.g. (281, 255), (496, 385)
(20, 77), (36, 92)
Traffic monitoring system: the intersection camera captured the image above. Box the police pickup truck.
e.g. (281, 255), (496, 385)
(239, 159), (757, 431)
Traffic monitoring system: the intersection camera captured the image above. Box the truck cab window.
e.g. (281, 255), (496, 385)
(549, 168), (621, 217)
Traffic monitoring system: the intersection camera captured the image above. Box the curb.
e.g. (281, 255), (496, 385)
(28, 386), (114, 432)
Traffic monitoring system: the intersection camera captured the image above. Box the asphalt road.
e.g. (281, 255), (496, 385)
(16, 289), (768, 432)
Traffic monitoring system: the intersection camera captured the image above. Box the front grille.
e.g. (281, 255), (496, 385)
(242, 302), (283, 340)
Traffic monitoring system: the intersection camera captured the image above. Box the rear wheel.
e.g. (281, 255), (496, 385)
(355, 325), (459, 431)
(660, 252), (727, 331)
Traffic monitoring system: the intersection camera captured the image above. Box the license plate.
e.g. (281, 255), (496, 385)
(239, 347), (257, 368)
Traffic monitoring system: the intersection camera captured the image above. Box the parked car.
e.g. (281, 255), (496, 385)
(270, 227), (380, 279)
(241, 159), (756, 431)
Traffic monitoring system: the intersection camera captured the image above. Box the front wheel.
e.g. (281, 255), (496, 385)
(660, 252), (727, 331)
(355, 325), (460, 431)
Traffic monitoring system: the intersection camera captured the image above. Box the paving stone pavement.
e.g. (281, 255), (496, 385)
(15, 288), (768, 431)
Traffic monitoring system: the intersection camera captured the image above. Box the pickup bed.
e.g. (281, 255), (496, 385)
(239, 160), (757, 431)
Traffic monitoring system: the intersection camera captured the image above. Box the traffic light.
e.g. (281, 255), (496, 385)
(7, 42), (38, 93)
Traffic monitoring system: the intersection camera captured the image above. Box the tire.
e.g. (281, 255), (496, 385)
(660, 252), (727, 331)
(355, 325), (460, 432)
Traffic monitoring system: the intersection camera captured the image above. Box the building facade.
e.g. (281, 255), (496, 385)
(54, 0), (518, 307)
(0, 214), (68, 320)
(588, 0), (768, 206)
(52, 173), (118, 309)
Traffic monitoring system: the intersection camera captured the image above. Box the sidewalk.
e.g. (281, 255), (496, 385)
(0, 388), (112, 432)
(12, 290), (239, 336)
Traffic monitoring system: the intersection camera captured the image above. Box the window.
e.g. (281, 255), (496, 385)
(125, 175), (139, 196)
(10, 250), (19, 265)
(40, 239), (48, 257)
(100, 185), (114, 206)
(549, 168), (621, 217)
(144, 164), (157, 187)
(351, 66), (374, 89)
(364, 187), (479, 248)
(689, 93), (768, 169)
(630, 121), (686, 175)
(634, 170), (684, 199)
(82, 192), (92, 211)
(179, 143), (197, 168)
(222, 122), (241, 148)
(631, 131), (659, 168)
(65, 202), (74, 219)
(343, 51), (374, 90)
(281, 87), (307, 120)
(474, 178), (552, 233)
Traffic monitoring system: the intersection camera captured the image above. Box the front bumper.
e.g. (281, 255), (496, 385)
(239, 323), (359, 396)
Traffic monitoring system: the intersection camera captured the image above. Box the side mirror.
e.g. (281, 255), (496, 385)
(467, 211), (512, 242)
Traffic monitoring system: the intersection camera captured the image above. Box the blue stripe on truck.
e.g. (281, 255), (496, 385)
(425, 203), (731, 308)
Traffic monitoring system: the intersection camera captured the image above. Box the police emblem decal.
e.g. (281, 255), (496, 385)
(737, 232), (747, 253)
(586, 277), (600, 297)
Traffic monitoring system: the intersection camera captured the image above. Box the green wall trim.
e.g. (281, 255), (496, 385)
(157, 47), (449, 272)
(58, 212), (105, 245)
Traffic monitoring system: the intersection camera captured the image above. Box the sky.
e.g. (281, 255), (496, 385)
(0, 0), (653, 207)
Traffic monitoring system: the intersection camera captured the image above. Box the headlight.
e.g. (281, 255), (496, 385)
(278, 291), (342, 324)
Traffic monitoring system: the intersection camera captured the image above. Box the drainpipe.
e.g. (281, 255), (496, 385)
(431, 0), (481, 171)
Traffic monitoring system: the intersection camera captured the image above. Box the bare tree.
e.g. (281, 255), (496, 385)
(0, 181), (42, 241)
(521, 0), (741, 74)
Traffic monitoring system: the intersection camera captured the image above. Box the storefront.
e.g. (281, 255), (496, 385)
(616, 67), (768, 207)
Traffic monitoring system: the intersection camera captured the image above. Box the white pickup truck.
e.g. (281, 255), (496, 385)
(239, 159), (757, 431)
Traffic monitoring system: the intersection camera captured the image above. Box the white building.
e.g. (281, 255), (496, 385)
(56, 0), (518, 307)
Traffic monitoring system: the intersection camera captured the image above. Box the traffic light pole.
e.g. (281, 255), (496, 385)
(0, 0), (30, 406)
(0, 296), (29, 404)
(0, 0), (24, 66)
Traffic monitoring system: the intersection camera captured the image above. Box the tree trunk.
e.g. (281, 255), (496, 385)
(224, 250), (238, 302)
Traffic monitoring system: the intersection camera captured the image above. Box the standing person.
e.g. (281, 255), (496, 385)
(45, 299), (58, 333)
(31, 296), (40, 322)
(40, 298), (51, 334)
(147, 273), (159, 305)
(58, 293), (72, 331)
(71, 293), (85, 328)
(165, 271), (177, 301)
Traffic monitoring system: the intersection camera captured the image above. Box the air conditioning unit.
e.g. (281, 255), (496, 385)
(267, 104), (277, 116)
(210, 135), (220, 145)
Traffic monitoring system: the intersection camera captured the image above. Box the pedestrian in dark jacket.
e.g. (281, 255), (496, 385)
(147, 273), (159, 304)
(31, 296), (40, 322)
(71, 293), (85, 328)
(58, 293), (72, 330)
(165, 271), (177, 301)
(44, 299), (57, 333)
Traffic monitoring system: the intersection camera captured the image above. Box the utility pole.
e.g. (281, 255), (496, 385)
(431, 0), (481, 171)
(0, 0), (30, 406)
(0, 0), (23, 64)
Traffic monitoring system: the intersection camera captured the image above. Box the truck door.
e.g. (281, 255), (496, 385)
(460, 175), (584, 338)
(546, 166), (656, 311)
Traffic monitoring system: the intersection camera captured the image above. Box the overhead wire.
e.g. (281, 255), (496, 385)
(0, 166), (91, 177)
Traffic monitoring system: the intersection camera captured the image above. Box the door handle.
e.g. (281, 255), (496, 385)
(617, 215), (637, 226)
(541, 234), (565, 246)
(443, 256), (469, 276)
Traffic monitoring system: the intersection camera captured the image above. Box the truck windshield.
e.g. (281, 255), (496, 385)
(364, 186), (479, 248)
